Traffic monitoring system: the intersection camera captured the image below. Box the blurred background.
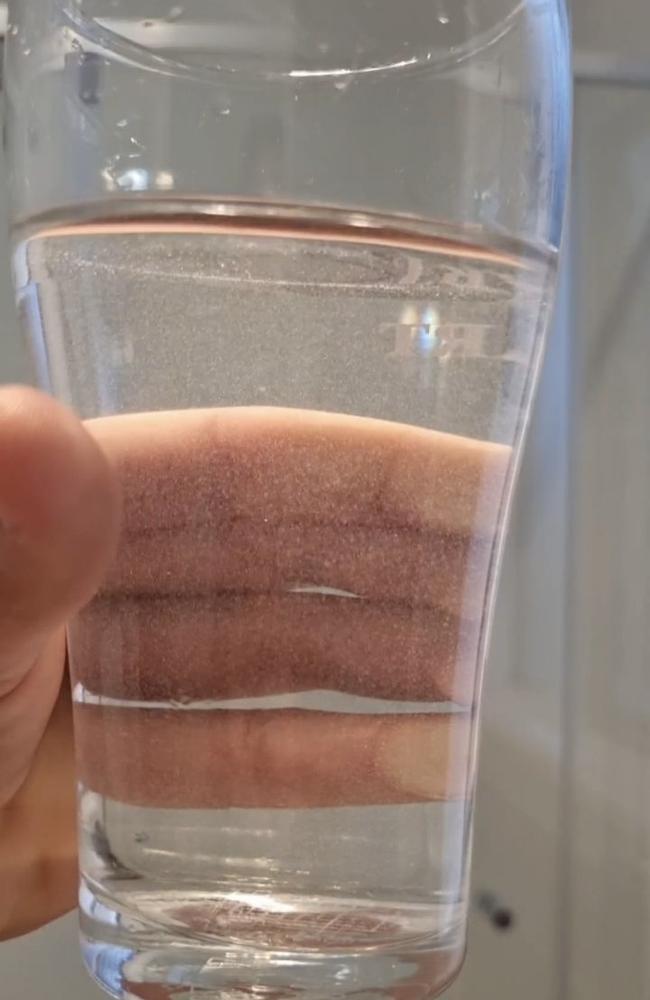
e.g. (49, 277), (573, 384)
(1, 0), (650, 997)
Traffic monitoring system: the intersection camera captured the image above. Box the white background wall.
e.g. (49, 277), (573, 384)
(572, 0), (650, 63)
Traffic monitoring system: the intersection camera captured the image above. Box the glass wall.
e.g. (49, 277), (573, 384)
(449, 79), (650, 1000)
(1, 77), (650, 1000)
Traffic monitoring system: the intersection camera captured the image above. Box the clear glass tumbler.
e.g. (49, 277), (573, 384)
(5, 2), (570, 997)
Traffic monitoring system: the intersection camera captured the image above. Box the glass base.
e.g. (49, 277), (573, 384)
(80, 882), (465, 1000)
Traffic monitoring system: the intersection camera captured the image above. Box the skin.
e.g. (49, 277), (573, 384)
(0, 387), (509, 942)
(0, 387), (119, 939)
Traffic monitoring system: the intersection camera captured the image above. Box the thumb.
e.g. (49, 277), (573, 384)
(0, 386), (119, 805)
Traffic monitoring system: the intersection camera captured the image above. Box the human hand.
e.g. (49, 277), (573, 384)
(0, 386), (119, 940)
(0, 392), (508, 940)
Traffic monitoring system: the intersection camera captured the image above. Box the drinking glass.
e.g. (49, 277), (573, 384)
(5, 2), (570, 997)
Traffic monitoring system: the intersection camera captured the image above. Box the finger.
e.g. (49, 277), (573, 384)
(104, 517), (491, 619)
(70, 592), (479, 706)
(0, 387), (119, 803)
(0, 684), (77, 939)
(75, 705), (471, 809)
(76, 407), (507, 712)
(90, 408), (510, 538)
